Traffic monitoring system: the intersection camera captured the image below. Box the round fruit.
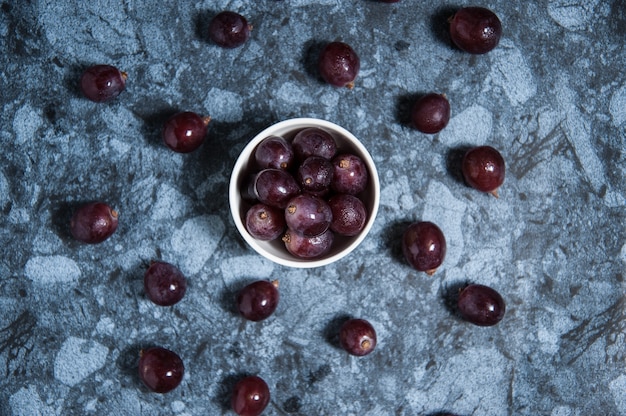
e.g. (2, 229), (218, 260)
(208, 11), (251, 48)
(70, 202), (118, 244)
(402, 221), (446, 275)
(318, 41), (360, 88)
(449, 7), (502, 54)
(144, 261), (187, 306)
(162, 111), (210, 153)
(249, 169), (301, 209)
(328, 194), (367, 236)
(339, 318), (377, 356)
(291, 127), (337, 161)
(284, 194), (332, 237)
(245, 203), (286, 241)
(80, 64), (127, 103)
(138, 347), (184, 393)
(411, 93), (450, 134)
(231, 375), (270, 416)
(236, 280), (279, 321)
(297, 156), (333, 195)
(331, 153), (368, 195)
(282, 228), (334, 259)
(461, 145), (505, 197)
(254, 136), (294, 170)
(457, 284), (506, 326)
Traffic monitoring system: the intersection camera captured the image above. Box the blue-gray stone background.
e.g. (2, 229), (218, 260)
(1, 0), (625, 415)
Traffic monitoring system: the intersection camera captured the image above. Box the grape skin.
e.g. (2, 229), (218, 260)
(208, 11), (251, 48)
(282, 228), (334, 259)
(80, 64), (127, 103)
(70, 202), (118, 244)
(292, 127), (337, 161)
(328, 194), (367, 236)
(331, 153), (369, 195)
(138, 347), (184, 394)
(236, 280), (280, 321)
(245, 203), (286, 241)
(339, 318), (377, 356)
(402, 221), (446, 275)
(297, 156), (333, 195)
(254, 135), (294, 170)
(461, 145), (505, 197)
(143, 261), (187, 307)
(284, 193), (332, 237)
(449, 7), (502, 54)
(457, 284), (506, 326)
(251, 169), (301, 209)
(162, 112), (210, 153)
(318, 41), (360, 88)
(411, 93), (450, 134)
(231, 376), (270, 416)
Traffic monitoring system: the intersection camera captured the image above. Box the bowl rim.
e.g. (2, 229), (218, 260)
(228, 117), (380, 268)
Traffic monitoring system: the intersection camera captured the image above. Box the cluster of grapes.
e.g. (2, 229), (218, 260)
(68, 4), (512, 415)
(243, 128), (370, 259)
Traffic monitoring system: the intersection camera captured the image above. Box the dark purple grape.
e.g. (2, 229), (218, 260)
(254, 136), (294, 170)
(457, 284), (506, 326)
(339, 318), (376, 356)
(411, 93), (450, 134)
(461, 146), (505, 197)
(245, 203), (286, 241)
(285, 194), (332, 237)
(138, 347), (184, 393)
(231, 375), (270, 416)
(331, 153), (368, 195)
(144, 261), (187, 306)
(236, 280), (279, 321)
(291, 127), (337, 161)
(297, 156), (333, 195)
(80, 64), (127, 103)
(282, 228), (334, 259)
(402, 221), (446, 275)
(328, 194), (367, 236)
(162, 111), (210, 153)
(208, 11), (251, 48)
(70, 202), (118, 244)
(249, 169), (300, 209)
(449, 7), (502, 54)
(318, 41), (360, 89)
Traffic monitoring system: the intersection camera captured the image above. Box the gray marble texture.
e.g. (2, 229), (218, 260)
(1, 0), (625, 415)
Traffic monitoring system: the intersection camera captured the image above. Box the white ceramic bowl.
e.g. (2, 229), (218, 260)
(229, 118), (380, 268)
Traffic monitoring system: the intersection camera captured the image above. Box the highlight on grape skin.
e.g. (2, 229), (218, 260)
(162, 111), (211, 153)
(318, 41), (360, 89)
(138, 347), (185, 394)
(70, 201), (119, 244)
(80, 64), (127, 103)
(208, 11), (251, 48)
(457, 284), (506, 326)
(231, 375), (270, 416)
(461, 145), (506, 197)
(143, 261), (187, 307)
(449, 6), (502, 54)
(402, 221), (446, 275)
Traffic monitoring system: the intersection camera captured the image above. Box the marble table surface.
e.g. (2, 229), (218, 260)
(1, 1), (625, 415)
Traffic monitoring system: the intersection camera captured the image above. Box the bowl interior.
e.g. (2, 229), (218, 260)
(229, 118), (380, 268)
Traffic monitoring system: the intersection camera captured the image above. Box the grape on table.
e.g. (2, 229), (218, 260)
(80, 64), (127, 103)
(138, 347), (185, 393)
(70, 201), (119, 244)
(231, 375), (270, 416)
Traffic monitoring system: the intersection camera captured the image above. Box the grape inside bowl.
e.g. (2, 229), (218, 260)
(229, 118), (380, 268)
